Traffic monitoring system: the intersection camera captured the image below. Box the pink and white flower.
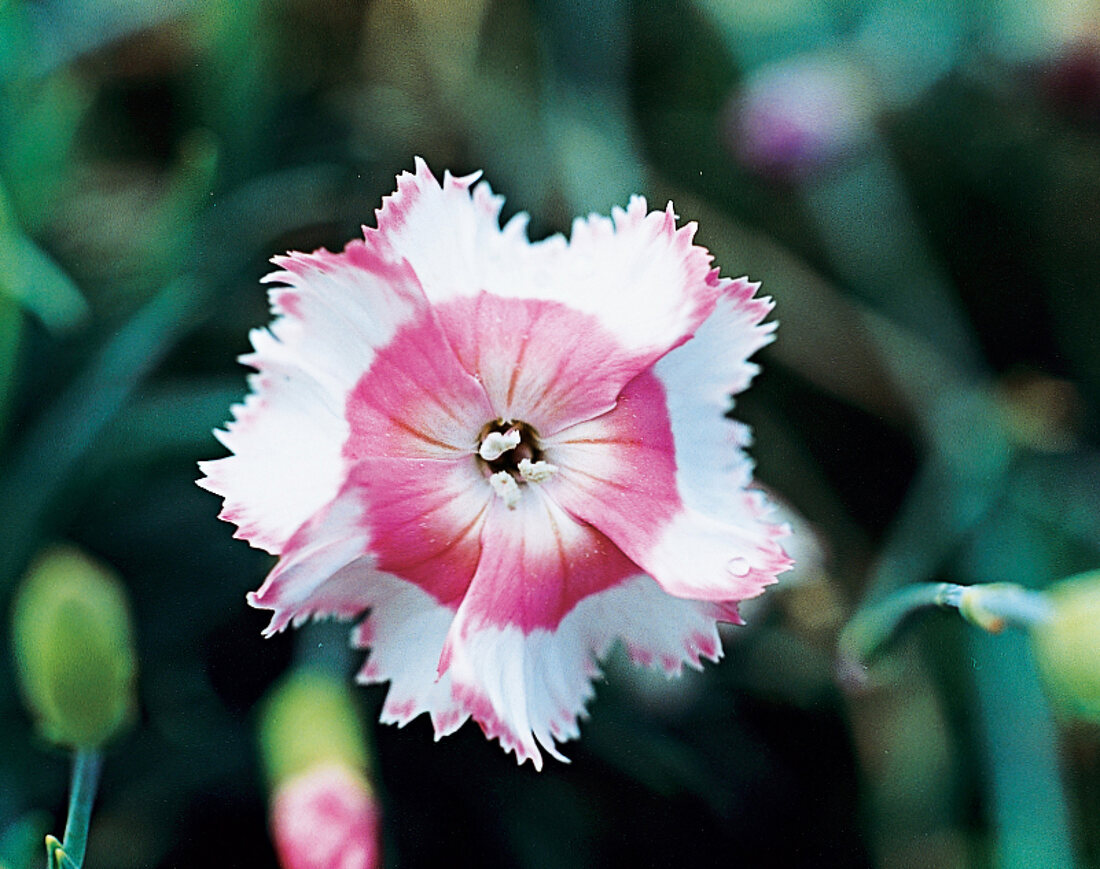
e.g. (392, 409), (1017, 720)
(199, 159), (791, 768)
(271, 764), (381, 869)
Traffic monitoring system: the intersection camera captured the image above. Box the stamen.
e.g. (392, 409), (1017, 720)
(479, 428), (521, 461)
(488, 470), (521, 509)
(518, 458), (558, 484)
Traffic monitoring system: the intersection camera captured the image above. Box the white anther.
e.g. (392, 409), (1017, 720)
(518, 458), (558, 484)
(489, 470), (521, 509)
(479, 428), (521, 461)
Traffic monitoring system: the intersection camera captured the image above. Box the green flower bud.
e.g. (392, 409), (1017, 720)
(259, 669), (369, 789)
(11, 545), (137, 747)
(1031, 570), (1100, 722)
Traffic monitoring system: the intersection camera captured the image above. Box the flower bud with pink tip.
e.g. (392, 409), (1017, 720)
(260, 670), (381, 869)
(1032, 570), (1100, 722)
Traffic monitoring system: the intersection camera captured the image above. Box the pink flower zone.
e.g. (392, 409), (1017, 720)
(272, 764), (381, 869)
(199, 159), (792, 768)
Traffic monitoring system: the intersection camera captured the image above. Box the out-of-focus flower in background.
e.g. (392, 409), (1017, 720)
(11, 545), (136, 748)
(727, 54), (878, 181)
(201, 159), (790, 768)
(260, 669), (380, 869)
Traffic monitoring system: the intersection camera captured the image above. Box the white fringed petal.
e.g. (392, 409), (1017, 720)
(352, 573), (468, 737)
(654, 278), (777, 512)
(200, 241), (435, 553)
(246, 489), (372, 634)
(197, 355), (349, 555)
(351, 570), (739, 769)
(556, 198), (724, 359)
(374, 160), (728, 368)
(371, 158), (541, 309)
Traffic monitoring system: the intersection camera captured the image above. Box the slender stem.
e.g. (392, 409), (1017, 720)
(971, 632), (1076, 868)
(945, 583), (1053, 632)
(60, 749), (103, 868)
(838, 582), (957, 674)
(839, 581), (1052, 680)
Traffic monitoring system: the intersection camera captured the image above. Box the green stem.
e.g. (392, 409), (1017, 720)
(59, 749), (102, 868)
(971, 632), (1075, 868)
(839, 581), (1052, 679)
(838, 582), (956, 676)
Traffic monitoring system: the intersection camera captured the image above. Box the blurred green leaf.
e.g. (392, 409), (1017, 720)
(584, 699), (720, 802)
(190, 0), (274, 171)
(692, 0), (834, 69)
(0, 184), (87, 331)
(659, 185), (911, 423)
(0, 71), (91, 232)
(0, 275), (206, 589)
(802, 149), (986, 378)
(535, 0), (646, 215)
(955, 460), (1090, 868)
(0, 0), (34, 85)
(0, 232), (88, 332)
(25, 0), (198, 76)
(971, 632), (1076, 869)
(93, 380), (244, 466)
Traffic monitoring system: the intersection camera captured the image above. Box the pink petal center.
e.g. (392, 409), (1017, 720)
(341, 293), (687, 630)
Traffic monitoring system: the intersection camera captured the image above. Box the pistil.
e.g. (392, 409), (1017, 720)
(477, 421), (556, 508)
(478, 428), (521, 461)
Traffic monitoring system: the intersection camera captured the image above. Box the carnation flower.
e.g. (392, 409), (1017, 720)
(199, 159), (791, 767)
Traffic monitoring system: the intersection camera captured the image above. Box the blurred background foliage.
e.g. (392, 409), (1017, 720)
(0, 0), (1099, 866)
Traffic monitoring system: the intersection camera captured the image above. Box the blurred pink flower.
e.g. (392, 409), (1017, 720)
(200, 159), (790, 767)
(1042, 39), (1100, 121)
(730, 55), (876, 180)
(272, 764), (380, 869)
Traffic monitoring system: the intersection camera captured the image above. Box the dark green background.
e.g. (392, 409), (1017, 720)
(1, 1), (1098, 866)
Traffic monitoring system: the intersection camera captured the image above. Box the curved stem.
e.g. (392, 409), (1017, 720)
(946, 583), (1053, 633)
(839, 581), (1052, 681)
(60, 749), (103, 868)
(838, 582), (957, 674)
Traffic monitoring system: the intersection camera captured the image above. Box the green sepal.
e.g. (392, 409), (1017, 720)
(44, 836), (77, 869)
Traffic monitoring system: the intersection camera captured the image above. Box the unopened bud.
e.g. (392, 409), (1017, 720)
(1031, 570), (1100, 721)
(259, 670), (379, 869)
(11, 546), (137, 747)
(259, 669), (369, 790)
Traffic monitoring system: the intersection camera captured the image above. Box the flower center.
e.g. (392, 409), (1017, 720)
(476, 420), (558, 509)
